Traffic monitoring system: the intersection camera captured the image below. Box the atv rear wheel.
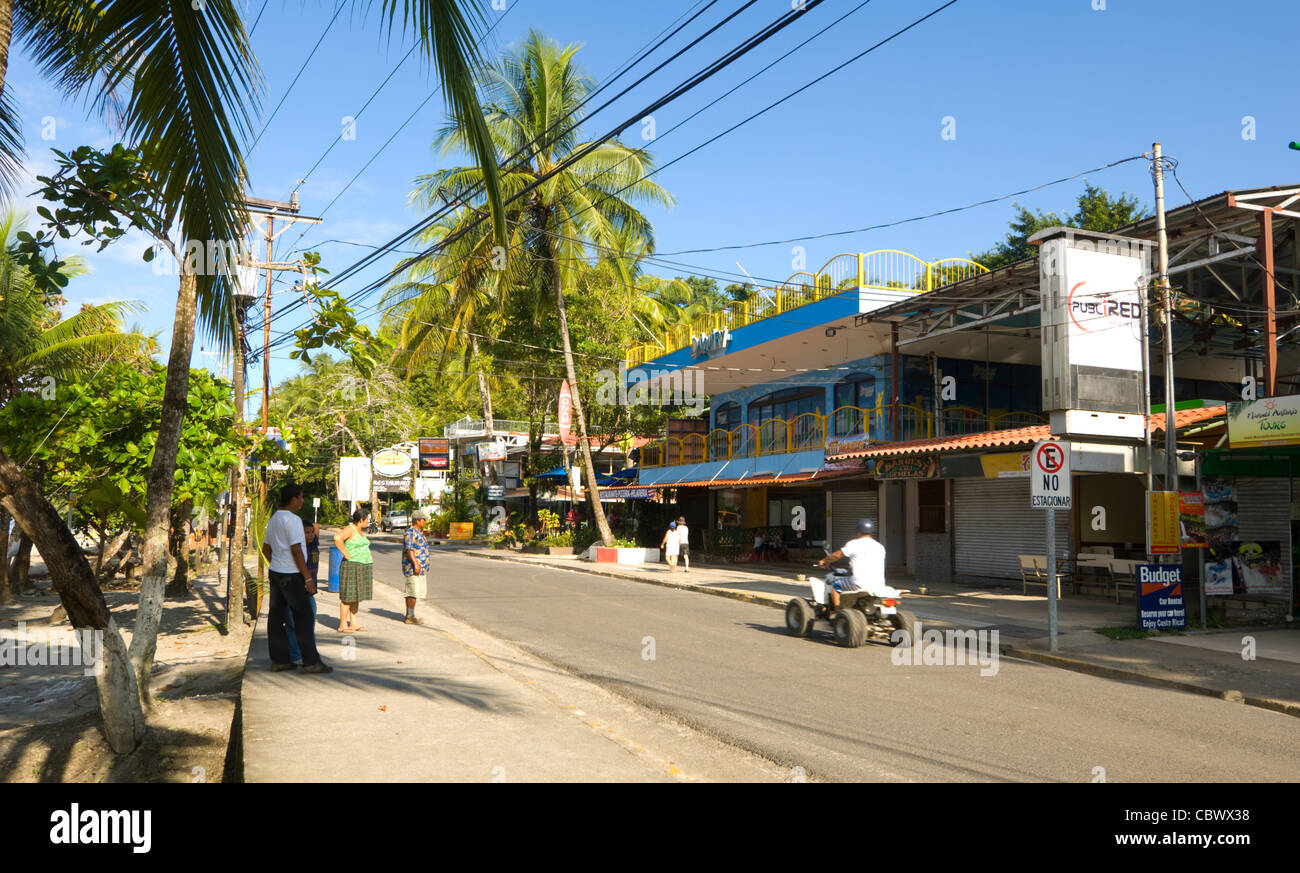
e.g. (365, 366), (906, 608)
(833, 608), (867, 648)
(785, 598), (814, 637)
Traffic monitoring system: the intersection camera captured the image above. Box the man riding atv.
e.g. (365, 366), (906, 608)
(816, 518), (886, 616)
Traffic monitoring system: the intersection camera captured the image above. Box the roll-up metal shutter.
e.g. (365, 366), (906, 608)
(1235, 477), (1292, 598)
(830, 490), (878, 553)
(953, 478), (1070, 580)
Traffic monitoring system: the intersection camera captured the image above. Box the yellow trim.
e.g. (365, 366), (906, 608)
(626, 250), (989, 366)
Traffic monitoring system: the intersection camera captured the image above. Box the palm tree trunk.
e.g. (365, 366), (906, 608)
(550, 254), (614, 547)
(131, 270), (199, 701)
(471, 335), (499, 488)
(0, 0), (13, 101)
(0, 453), (146, 753)
(226, 324), (248, 628)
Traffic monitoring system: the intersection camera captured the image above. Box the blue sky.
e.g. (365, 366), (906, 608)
(8, 0), (1299, 394)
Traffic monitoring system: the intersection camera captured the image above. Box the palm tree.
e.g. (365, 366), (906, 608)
(0, 1), (508, 751)
(405, 30), (674, 546)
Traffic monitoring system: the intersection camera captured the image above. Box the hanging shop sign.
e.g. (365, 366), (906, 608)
(1227, 395), (1300, 448)
(873, 456), (939, 480)
(487, 485), (505, 500)
(558, 380), (576, 447)
(1137, 564), (1186, 631)
(478, 441), (507, 462)
(1147, 490), (1180, 555)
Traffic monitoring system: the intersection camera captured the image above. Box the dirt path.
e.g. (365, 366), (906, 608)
(0, 561), (254, 782)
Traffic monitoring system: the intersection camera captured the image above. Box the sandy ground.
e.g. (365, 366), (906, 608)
(0, 555), (254, 783)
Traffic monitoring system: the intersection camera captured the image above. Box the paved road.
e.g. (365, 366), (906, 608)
(369, 540), (1300, 782)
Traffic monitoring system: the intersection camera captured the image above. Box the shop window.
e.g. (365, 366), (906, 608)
(713, 402), (740, 459)
(918, 480), (946, 533)
(833, 373), (875, 435)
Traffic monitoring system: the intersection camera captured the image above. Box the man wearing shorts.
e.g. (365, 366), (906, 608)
(817, 518), (886, 615)
(402, 509), (430, 625)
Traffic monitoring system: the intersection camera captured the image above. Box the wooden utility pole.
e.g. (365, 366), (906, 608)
(241, 194), (321, 590)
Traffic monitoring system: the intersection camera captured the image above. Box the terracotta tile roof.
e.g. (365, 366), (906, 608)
(826, 406), (1225, 460)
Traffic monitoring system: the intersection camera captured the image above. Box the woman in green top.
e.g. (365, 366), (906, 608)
(333, 508), (374, 632)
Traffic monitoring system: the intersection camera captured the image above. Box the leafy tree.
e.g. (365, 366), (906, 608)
(970, 183), (1148, 269)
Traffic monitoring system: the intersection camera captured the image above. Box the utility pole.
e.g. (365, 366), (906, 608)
(242, 193), (322, 589)
(1152, 143), (1178, 497)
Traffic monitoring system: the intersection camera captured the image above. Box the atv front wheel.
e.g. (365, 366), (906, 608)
(785, 598), (814, 637)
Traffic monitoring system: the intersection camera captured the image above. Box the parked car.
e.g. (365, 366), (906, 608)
(381, 511), (411, 532)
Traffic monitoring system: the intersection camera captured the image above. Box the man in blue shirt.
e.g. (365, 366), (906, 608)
(402, 510), (430, 625)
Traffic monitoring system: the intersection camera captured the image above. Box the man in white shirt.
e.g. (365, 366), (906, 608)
(816, 518), (886, 614)
(676, 516), (690, 572)
(261, 483), (331, 674)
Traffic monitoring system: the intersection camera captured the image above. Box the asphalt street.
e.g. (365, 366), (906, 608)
(369, 539), (1300, 782)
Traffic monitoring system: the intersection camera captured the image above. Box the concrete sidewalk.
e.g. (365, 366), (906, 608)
(239, 569), (792, 782)
(459, 547), (1300, 718)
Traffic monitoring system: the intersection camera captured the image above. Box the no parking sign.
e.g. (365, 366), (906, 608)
(1030, 440), (1072, 509)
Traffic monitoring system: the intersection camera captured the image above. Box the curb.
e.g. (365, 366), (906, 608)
(1000, 645), (1300, 719)
(460, 549), (792, 609)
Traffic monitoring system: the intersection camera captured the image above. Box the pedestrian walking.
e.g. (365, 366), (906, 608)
(402, 509), (430, 625)
(334, 508), (374, 633)
(262, 483), (331, 674)
(676, 516), (691, 572)
(661, 520), (680, 571)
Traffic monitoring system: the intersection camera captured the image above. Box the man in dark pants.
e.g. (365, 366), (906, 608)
(262, 484), (332, 674)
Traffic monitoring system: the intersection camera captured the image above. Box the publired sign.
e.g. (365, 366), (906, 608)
(558, 380), (576, 447)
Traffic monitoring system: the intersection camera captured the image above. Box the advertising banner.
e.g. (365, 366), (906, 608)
(1138, 564), (1186, 631)
(418, 438), (449, 471)
(447, 522), (474, 540)
(371, 448), (412, 478)
(980, 451), (1031, 478)
(1147, 491), (1180, 555)
(558, 380), (575, 447)
(1178, 491), (1206, 549)
(1227, 395), (1300, 448)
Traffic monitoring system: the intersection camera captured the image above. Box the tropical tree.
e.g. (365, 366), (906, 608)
(406, 30), (674, 546)
(970, 183), (1149, 269)
(0, 210), (151, 603)
(0, 2), (509, 743)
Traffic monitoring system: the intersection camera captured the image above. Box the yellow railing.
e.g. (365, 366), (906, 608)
(636, 405), (1047, 468)
(626, 250), (989, 367)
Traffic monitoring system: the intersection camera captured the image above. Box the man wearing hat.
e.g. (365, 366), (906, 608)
(816, 518), (886, 616)
(402, 509), (431, 624)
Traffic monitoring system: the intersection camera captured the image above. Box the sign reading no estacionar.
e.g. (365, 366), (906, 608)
(1030, 440), (1072, 508)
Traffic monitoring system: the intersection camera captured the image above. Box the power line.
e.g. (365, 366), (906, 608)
(263, 0), (830, 336)
(248, 2), (347, 156)
(248, 0), (270, 37)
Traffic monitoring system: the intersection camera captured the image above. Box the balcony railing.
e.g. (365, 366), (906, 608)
(637, 405), (1047, 468)
(626, 251), (988, 367)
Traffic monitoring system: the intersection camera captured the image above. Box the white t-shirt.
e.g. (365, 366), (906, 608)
(840, 535), (887, 595)
(265, 509), (307, 575)
(676, 524), (690, 549)
(664, 528), (680, 557)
